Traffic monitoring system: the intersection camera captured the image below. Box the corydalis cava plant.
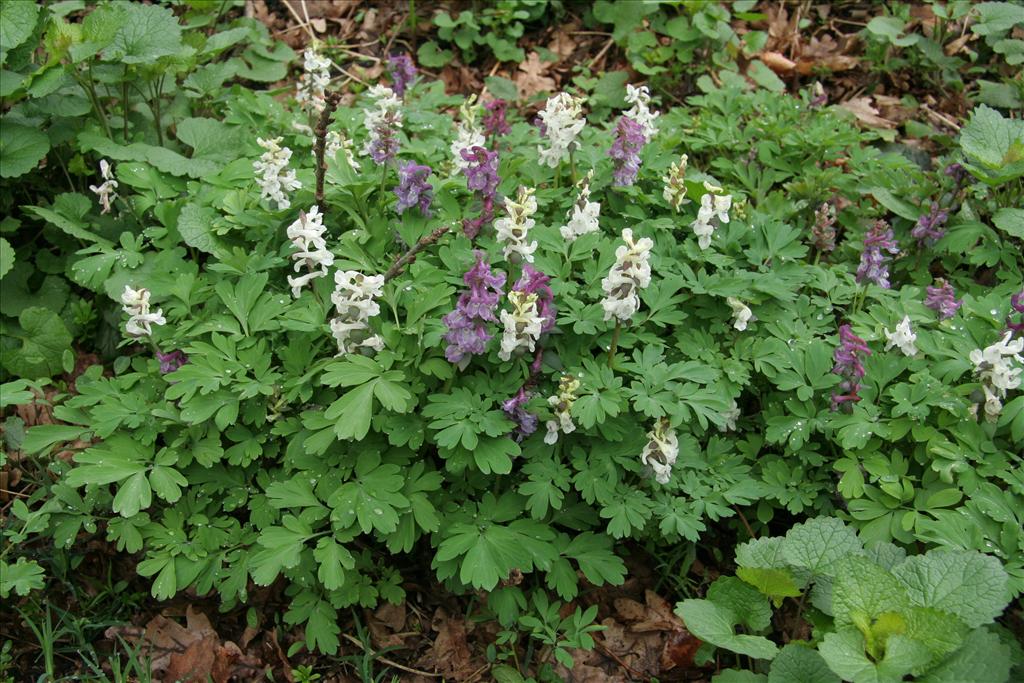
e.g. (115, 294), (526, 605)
(495, 186), (539, 264)
(536, 93), (585, 169)
(601, 228), (653, 322)
(286, 206), (334, 297)
(330, 271), (385, 355)
(254, 137), (301, 210)
(442, 252), (505, 366)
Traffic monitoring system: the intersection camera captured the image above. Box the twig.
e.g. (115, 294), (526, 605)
(732, 505), (757, 540)
(280, 0), (315, 41)
(0, 488), (30, 499)
(313, 91), (343, 208)
(384, 226), (450, 281)
(339, 632), (441, 677)
(594, 638), (645, 679)
(587, 37), (615, 70)
(921, 104), (962, 132)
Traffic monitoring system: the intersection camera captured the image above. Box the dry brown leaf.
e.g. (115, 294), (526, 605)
(417, 609), (473, 680)
(839, 96), (897, 129)
(310, 17), (327, 33)
(761, 50), (797, 73)
(795, 35), (860, 75)
(515, 52), (556, 99)
(547, 28), (577, 60)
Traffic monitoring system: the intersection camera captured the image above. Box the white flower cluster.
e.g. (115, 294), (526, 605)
(498, 291), (545, 361)
(495, 186), (538, 263)
(537, 93), (585, 168)
(560, 171), (600, 242)
(326, 130), (360, 171)
(691, 183), (732, 250)
(286, 206), (335, 298)
(601, 228), (654, 322)
(89, 159), (118, 214)
(661, 154), (689, 211)
(330, 271), (385, 355)
(970, 331), (1023, 421)
(884, 316), (917, 357)
(121, 285), (165, 337)
(544, 374), (581, 444)
(254, 137), (301, 210)
(641, 418), (678, 484)
(296, 47), (331, 113)
(718, 399), (741, 432)
(625, 84), (659, 138)
(727, 297), (754, 331)
(451, 97), (486, 173)
(361, 85), (403, 157)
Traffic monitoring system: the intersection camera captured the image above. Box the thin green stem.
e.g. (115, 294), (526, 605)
(121, 65), (129, 142)
(607, 321), (621, 368)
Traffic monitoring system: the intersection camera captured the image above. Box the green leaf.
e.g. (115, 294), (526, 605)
(831, 555), (910, 626)
(313, 538), (355, 591)
(101, 3), (183, 64)
(675, 599), (779, 660)
(21, 424), (90, 454)
(484, 76), (518, 102)
(892, 549), (1009, 628)
(564, 532), (626, 587)
(747, 60), (785, 92)
(0, 237), (12, 279)
(992, 207), (1024, 239)
(960, 104), (1024, 170)
(325, 381), (377, 441)
(781, 516), (863, 579)
(768, 644), (839, 683)
(1, 307), (73, 379)
(177, 203), (222, 255)
(707, 576), (773, 632)
(869, 187), (920, 222)
(0, 558), (44, 598)
(113, 471), (152, 517)
(918, 627), (1012, 683)
(736, 567), (803, 606)
(0, 122), (48, 178)
(417, 40), (453, 68)
(0, 1), (39, 64)
(713, 671), (768, 683)
(265, 477), (322, 509)
(327, 455), (408, 535)
(819, 626), (931, 683)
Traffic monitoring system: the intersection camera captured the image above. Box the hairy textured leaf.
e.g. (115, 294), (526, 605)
(892, 549), (1009, 628)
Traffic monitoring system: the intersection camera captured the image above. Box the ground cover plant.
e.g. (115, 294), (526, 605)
(1, 1), (1023, 681)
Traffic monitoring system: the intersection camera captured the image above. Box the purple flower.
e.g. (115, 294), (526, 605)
(856, 220), (899, 289)
(395, 161), (433, 216)
(442, 252), (506, 364)
(831, 324), (871, 412)
(502, 387), (538, 442)
(513, 265), (556, 333)
(369, 111), (401, 164)
(1008, 289), (1024, 336)
(460, 146), (501, 239)
(910, 202), (948, 247)
(608, 116), (647, 187)
(924, 280), (962, 320)
(483, 99), (511, 138)
(157, 349), (188, 374)
(388, 53), (417, 97)
(944, 162), (967, 185)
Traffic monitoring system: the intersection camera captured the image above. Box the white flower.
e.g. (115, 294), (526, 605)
(641, 418), (678, 484)
(601, 228), (654, 322)
(120, 285), (165, 337)
(661, 154), (689, 211)
(718, 400), (740, 432)
(883, 316), (918, 357)
(536, 93), (585, 168)
(560, 171), (601, 242)
(89, 159), (119, 214)
(361, 85), (403, 158)
(726, 297), (754, 331)
(970, 331), (1023, 420)
(625, 84), (659, 139)
(690, 188), (732, 250)
(254, 137), (302, 210)
(498, 291), (545, 361)
(325, 130), (360, 171)
(296, 47), (332, 113)
(330, 270), (385, 355)
(543, 374), (581, 444)
(495, 186), (538, 263)
(286, 206), (335, 298)
(450, 97), (486, 173)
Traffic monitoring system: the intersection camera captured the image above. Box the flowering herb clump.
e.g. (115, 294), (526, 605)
(442, 252), (505, 365)
(856, 219), (899, 288)
(387, 53), (417, 97)
(925, 280), (962, 320)
(608, 116), (647, 187)
(831, 324), (871, 411)
(394, 162), (434, 216)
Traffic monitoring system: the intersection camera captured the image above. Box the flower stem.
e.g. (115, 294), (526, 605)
(607, 321), (621, 368)
(313, 91), (342, 208)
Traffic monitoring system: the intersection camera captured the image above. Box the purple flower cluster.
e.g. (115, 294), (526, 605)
(503, 387), (538, 442)
(910, 202), (948, 247)
(483, 99), (511, 139)
(944, 162), (967, 185)
(460, 146), (500, 239)
(1008, 290), (1024, 336)
(856, 220), (899, 289)
(157, 349), (188, 374)
(924, 280), (962, 320)
(831, 325), (871, 412)
(513, 265), (556, 333)
(394, 161), (433, 216)
(442, 251), (506, 364)
(388, 53), (417, 97)
(369, 110), (401, 164)
(608, 116), (647, 187)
